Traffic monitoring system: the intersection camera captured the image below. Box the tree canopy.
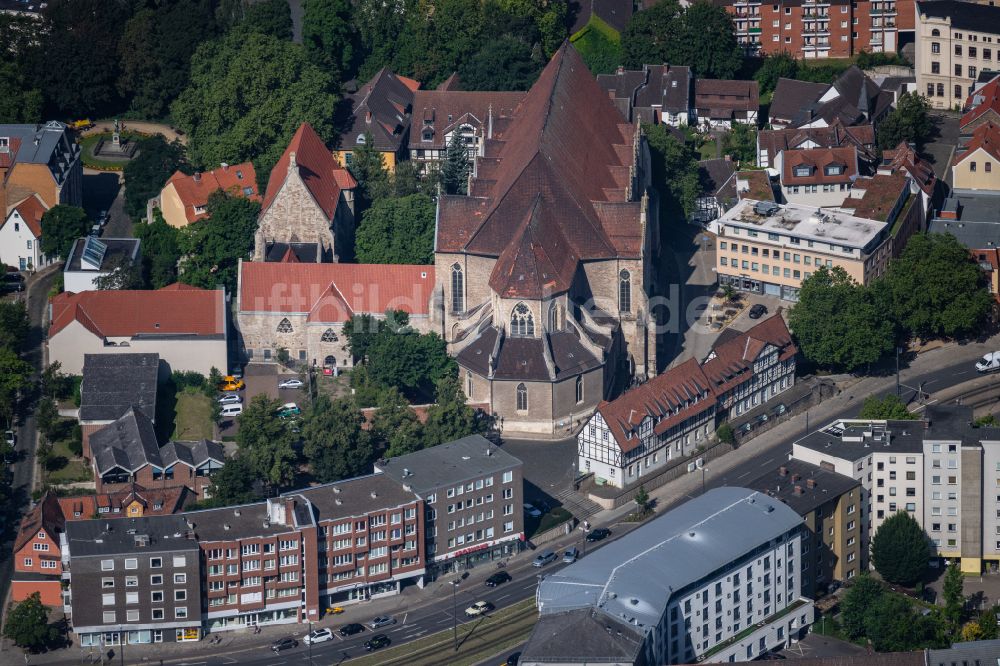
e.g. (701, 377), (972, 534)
(0, 302), (30, 353)
(240, 0), (293, 40)
(644, 124), (701, 217)
(459, 36), (544, 91)
(133, 211), (182, 289)
(171, 31), (339, 178)
(40, 205), (89, 261)
(302, 0), (356, 85)
(355, 194), (436, 264)
(370, 388), (424, 458)
(206, 454), (262, 506)
(722, 123), (757, 164)
(0, 58), (42, 124)
(301, 395), (375, 482)
(858, 394), (917, 420)
(442, 133), (472, 195)
(178, 191), (261, 294)
(877, 92), (933, 150)
(3, 592), (60, 650)
(123, 136), (189, 220)
(871, 511), (930, 586)
(0, 347), (33, 427)
(788, 266), (896, 371)
(423, 375), (486, 446)
(235, 394), (298, 490)
(753, 52), (798, 95)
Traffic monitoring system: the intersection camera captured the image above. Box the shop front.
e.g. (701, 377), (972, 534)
(429, 538), (521, 577)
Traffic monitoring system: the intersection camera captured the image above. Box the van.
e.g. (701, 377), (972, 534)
(221, 403), (243, 417)
(976, 351), (1000, 373)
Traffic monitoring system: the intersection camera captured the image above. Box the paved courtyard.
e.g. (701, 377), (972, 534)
(924, 111), (961, 186)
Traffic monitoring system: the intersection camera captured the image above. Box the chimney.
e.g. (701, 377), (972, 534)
(791, 473), (801, 482)
(779, 466), (788, 477)
(193, 172), (201, 182)
(365, 110), (372, 124)
(221, 162), (229, 170)
(806, 478), (816, 489)
(793, 485), (803, 495)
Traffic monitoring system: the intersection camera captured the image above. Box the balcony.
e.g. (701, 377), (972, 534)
(749, 27), (762, 33)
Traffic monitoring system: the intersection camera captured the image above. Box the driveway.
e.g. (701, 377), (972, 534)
(780, 632), (866, 660)
(217, 363), (306, 439)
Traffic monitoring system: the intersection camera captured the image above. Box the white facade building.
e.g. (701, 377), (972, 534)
(0, 194), (50, 271)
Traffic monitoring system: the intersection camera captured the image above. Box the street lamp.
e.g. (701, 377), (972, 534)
(451, 580), (460, 652)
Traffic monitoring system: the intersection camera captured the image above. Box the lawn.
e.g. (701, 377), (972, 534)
(698, 137), (720, 161)
(46, 439), (91, 485)
(526, 506), (573, 538)
(172, 389), (215, 441)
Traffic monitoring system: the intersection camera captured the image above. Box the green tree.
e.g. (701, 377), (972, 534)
(570, 14), (623, 76)
(634, 485), (650, 513)
(347, 131), (392, 206)
(302, 0), (356, 84)
(240, 0), (293, 40)
(133, 211), (182, 288)
(716, 422), (735, 445)
(871, 511), (930, 586)
(355, 194), (436, 265)
(2, 592), (59, 650)
(645, 124), (701, 216)
(840, 574), (884, 640)
(942, 562), (965, 628)
(390, 160), (427, 198)
(117, 1), (220, 119)
(0, 301), (30, 352)
(92, 254), (143, 290)
(36, 398), (58, 441)
(878, 233), (991, 340)
(366, 330), (457, 403)
(123, 136), (189, 220)
(676, 1), (742, 79)
(754, 52), (798, 95)
(423, 375), (483, 446)
(865, 593), (937, 652)
(301, 395), (375, 482)
(0, 59), (42, 123)
(877, 92), (933, 150)
(393, 0), (486, 87)
(40, 205), (89, 261)
(372, 388), (424, 458)
(788, 266), (895, 371)
(622, 0), (683, 69)
(178, 191), (261, 294)
(344, 313), (385, 363)
(235, 394), (298, 490)
(459, 35), (543, 91)
(975, 606), (1000, 640)
(858, 394), (917, 420)
(442, 133), (472, 195)
(354, 0), (409, 80)
(171, 32), (339, 177)
(722, 123), (757, 164)
(207, 455), (262, 506)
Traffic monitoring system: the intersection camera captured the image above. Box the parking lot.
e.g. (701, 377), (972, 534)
(218, 363), (308, 439)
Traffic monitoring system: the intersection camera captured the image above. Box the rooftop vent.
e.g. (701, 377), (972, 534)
(223, 524), (230, 530)
(333, 486), (341, 493)
(335, 498), (342, 506)
(234, 509), (241, 516)
(370, 491), (378, 499)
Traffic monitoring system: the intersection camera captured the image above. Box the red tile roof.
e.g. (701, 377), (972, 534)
(436, 43), (643, 299)
(701, 315), (796, 394)
(758, 125), (876, 168)
(13, 493), (64, 554)
(238, 262), (435, 321)
(961, 77), (1000, 130)
(4, 192), (47, 237)
(409, 90), (525, 150)
(782, 146), (858, 186)
(261, 123), (356, 223)
(49, 285), (226, 337)
(164, 162), (260, 224)
(881, 142), (936, 196)
(695, 79), (760, 114)
(954, 121), (1000, 164)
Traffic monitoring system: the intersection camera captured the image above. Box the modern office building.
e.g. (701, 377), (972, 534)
(521, 487), (814, 665)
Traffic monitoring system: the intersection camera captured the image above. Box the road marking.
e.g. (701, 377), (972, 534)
(436, 617), (451, 624)
(402, 612), (407, 624)
(737, 471), (752, 480)
(761, 457), (775, 467)
(497, 594), (511, 601)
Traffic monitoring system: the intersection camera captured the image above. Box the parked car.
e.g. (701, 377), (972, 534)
(748, 303), (768, 319)
(303, 628), (333, 645)
(276, 402), (301, 418)
(532, 551), (557, 567)
(218, 376), (245, 391)
(217, 394), (241, 405)
(563, 547), (579, 563)
(338, 623), (365, 636)
(502, 652), (521, 666)
(89, 223), (101, 237)
(976, 351), (1000, 373)
(220, 403), (243, 417)
(270, 637), (297, 653)
(4, 430), (14, 447)
(364, 634), (390, 651)
(486, 571), (511, 587)
(369, 615), (396, 629)
(465, 600), (493, 617)
(278, 378), (304, 389)
(523, 503), (542, 518)
(586, 528), (611, 543)
(98, 210), (109, 226)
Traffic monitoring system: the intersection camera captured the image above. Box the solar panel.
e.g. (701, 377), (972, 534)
(81, 236), (108, 270)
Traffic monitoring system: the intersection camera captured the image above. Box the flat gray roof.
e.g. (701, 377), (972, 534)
(744, 459), (860, 516)
(928, 190), (1000, 250)
(717, 198), (887, 249)
(375, 435), (522, 494)
(66, 515), (198, 557)
(184, 497), (314, 543)
(793, 419), (925, 460)
(290, 474), (420, 521)
(535, 487), (802, 632)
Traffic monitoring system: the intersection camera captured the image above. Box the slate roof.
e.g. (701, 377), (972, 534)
(771, 69), (891, 129)
(917, 0), (1000, 33)
(0, 122), (78, 186)
(929, 189), (1000, 249)
(343, 68), (420, 153)
(698, 158), (737, 201)
(375, 434), (522, 494)
(90, 408), (224, 476)
(260, 123), (356, 223)
(409, 90), (524, 151)
(294, 474), (421, 521)
(744, 459), (860, 516)
(163, 162), (259, 224)
(521, 608), (644, 664)
(832, 66), (892, 121)
(596, 64), (691, 122)
(79, 353), (159, 422)
(65, 515), (198, 557)
(238, 261), (435, 321)
(770, 78), (829, 125)
(435, 43), (643, 299)
(758, 125), (876, 167)
(2, 193), (46, 237)
(927, 639), (1000, 666)
(49, 284), (226, 338)
(782, 146), (859, 186)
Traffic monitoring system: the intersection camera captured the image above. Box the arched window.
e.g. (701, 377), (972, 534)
(575, 375), (584, 404)
(321, 328), (338, 342)
(276, 317), (293, 333)
(931, 28), (940, 36)
(516, 383), (528, 411)
(324, 355), (336, 367)
(619, 269), (631, 313)
(451, 263), (464, 314)
(466, 370), (473, 400)
(510, 303), (534, 337)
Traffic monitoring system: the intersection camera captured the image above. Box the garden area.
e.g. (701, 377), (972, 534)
(154, 370), (221, 442)
(78, 130), (146, 170)
(36, 364), (89, 488)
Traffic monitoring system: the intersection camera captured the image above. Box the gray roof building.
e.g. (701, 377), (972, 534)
(375, 434), (522, 494)
(183, 495), (315, 543)
(293, 474), (421, 522)
(792, 418), (926, 460)
(596, 64), (692, 124)
(928, 189), (1000, 250)
(65, 515), (198, 557)
(90, 408), (223, 476)
(79, 352), (159, 422)
(927, 639), (1000, 665)
(744, 459), (861, 516)
(916, 0), (1000, 33)
(65, 237), (141, 274)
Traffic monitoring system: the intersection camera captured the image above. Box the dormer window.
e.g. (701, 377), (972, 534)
(356, 134), (366, 145)
(824, 165), (844, 176)
(422, 130), (433, 142)
(0, 137), (8, 152)
(194, 205), (207, 214)
(236, 170), (243, 179)
(794, 166), (812, 177)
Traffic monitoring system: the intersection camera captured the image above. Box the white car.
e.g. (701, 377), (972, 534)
(976, 351), (1000, 373)
(278, 378), (304, 389)
(523, 503), (542, 518)
(465, 601), (493, 617)
(217, 394), (241, 405)
(303, 628), (334, 645)
(369, 615), (396, 629)
(3, 430), (14, 446)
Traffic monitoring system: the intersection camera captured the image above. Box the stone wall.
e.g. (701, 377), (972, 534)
(254, 167), (336, 261)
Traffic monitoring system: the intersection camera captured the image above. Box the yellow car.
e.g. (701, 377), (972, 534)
(327, 607), (345, 615)
(218, 376), (245, 392)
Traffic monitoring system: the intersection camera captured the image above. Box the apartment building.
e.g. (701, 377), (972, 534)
(712, 195), (908, 301)
(915, 0), (1000, 110)
(521, 487), (813, 665)
(375, 435), (524, 574)
(722, 0), (913, 59)
(745, 460), (864, 595)
(757, 124), (876, 170)
(779, 146), (860, 206)
(951, 121), (1000, 190)
(579, 315), (796, 489)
